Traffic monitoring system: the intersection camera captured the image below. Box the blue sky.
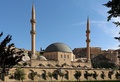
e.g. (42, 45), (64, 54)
(0, 0), (120, 51)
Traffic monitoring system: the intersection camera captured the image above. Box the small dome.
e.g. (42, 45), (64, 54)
(22, 53), (30, 61)
(45, 42), (72, 53)
(37, 56), (47, 60)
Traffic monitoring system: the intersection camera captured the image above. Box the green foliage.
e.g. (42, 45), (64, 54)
(52, 70), (58, 80)
(48, 72), (53, 78)
(84, 71), (93, 80)
(108, 70), (114, 79)
(48, 72), (53, 82)
(74, 71), (81, 82)
(28, 70), (37, 80)
(59, 72), (65, 77)
(91, 55), (117, 69)
(103, 0), (120, 26)
(92, 71), (98, 80)
(23, 62), (27, 66)
(99, 61), (116, 68)
(104, 0), (120, 43)
(84, 71), (89, 80)
(0, 32), (24, 81)
(0, 32), (23, 69)
(115, 71), (120, 79)
(59, 72), (65, 82)
(14, 68), (26, 81)
(100, 71), (105, 79)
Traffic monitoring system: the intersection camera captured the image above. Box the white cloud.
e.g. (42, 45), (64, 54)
(72, 19), (119, 50)
(112, 17), (120, 22)
(72, 20), (107, 26)
(72, 22), (86, 26)
(72, 20), (119, 37)
(97, 21), (119, 37)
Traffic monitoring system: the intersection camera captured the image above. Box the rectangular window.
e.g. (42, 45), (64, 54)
(61, 54), (62, 58)
(67, 55), (69, 58)
(64, 55), (66, 58)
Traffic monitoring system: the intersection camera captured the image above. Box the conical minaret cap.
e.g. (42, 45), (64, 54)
(31, 4), (36, 20)
(87, 17), (90, 30)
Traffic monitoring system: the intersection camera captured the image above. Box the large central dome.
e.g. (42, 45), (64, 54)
(45, 42), (72, 53)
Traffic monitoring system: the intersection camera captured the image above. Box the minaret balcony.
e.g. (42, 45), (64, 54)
(86, 30), (90, 33)
(86, 39), (90, 42)
(30, 30), (36, 34)
(30, 19), (36, 23)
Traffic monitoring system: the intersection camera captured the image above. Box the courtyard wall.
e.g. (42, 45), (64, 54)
(2, 67), (120, 82)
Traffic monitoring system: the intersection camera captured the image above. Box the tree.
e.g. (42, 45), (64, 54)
(48, 72), (53, 82)
(59, 72), (65, 82)
(115, 71), (120, 79)
(103, 0), (120, 26)
(108, 70), (114, 79)
(52, 70), (58, 80)
(104, 0), (120, 44)
(91, 54), (117, 68)
(84, 71), (89, 81)
(0, 32), (24, 81)
(28, 70), (37, 80)
(100, 71), (105, 80)
(14, 68), (26, 82)
(92, 71), (98, 80)
(74, 71), (81, 82)
(84, 71), (92, 81)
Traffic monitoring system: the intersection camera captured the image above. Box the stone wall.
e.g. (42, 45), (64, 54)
(3, 67), (120, 82)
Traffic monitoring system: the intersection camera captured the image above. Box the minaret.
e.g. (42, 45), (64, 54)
(30, 4), (36, 59)
(86, 17), (91, 62)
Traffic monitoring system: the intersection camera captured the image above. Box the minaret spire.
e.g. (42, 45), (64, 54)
(86, 17), (91, 62)
(30, 3), (36, 59)
(32, 3), (35, 20)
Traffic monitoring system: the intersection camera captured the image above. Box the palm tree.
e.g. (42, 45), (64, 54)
(14, 68), (26, 82)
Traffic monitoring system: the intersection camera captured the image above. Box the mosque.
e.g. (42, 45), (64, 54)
(29, 4), (91, 68)
(2, 4), (120, 82)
